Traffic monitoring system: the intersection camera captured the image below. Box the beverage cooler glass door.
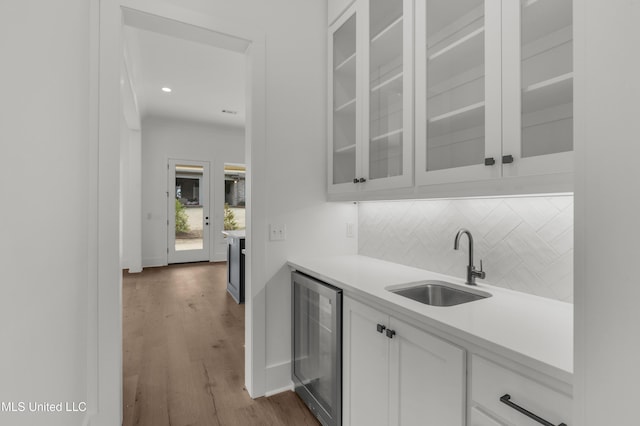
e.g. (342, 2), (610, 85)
(292, 271), (342, 426)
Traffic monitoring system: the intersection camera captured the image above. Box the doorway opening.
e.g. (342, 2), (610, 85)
(96, 4), (269, 423)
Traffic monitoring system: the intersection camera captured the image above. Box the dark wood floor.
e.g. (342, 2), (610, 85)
(123, 262), (320, 426)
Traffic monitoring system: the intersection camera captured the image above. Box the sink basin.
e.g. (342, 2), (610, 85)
(389, 280), (491, 307)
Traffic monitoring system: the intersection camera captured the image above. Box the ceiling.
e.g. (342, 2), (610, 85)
(123, 24), (246, 128)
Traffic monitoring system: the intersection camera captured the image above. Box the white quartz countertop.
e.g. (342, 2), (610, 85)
(222, 230), (246, 239)
(288, 255), (573, 383)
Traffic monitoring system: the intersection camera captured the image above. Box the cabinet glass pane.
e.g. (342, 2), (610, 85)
(369, 0), (403, 180)
(426, 0), (485, 172)
(333, 14), (357, 185)
(521, 0), (573, 158)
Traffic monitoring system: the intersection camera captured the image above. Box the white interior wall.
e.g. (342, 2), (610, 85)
(147, 0), (358, 394)
(141, 116), (245, 266)
(574, 1), (640, 424)
(0, 1), (90, 425)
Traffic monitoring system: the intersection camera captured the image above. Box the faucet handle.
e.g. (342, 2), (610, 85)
(476, 259), (486, 280)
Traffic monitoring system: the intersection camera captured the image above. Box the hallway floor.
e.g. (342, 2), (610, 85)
(123, 262), (319, 425)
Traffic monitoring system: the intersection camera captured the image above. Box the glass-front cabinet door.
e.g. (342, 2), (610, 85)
(328, 0), (413, 195)
(361, 0), (413, 191)
(329, 5), (359, 194)
(415, 0), (502, 186)
(502, 0), (573, 177)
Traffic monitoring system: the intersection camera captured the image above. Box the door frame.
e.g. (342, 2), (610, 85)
(91, 1), (268, 425)
(168, 158), (211, 264)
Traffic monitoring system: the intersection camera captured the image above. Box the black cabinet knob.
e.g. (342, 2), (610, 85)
(353, 178), (359, 184)
(502, 154), (514, 164)
(376, 324), (386, 334)
(359, 177), (367, 183)
(484, 157), (496, 166)
(385, 329), (396, 339)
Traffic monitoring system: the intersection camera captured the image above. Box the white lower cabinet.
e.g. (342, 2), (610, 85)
(343, 296), (465, 426)
(470, 355), (571, 426)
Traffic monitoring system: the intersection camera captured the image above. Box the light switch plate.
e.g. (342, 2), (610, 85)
(269, 224), (286, 241)
(346, 222), (355, 238)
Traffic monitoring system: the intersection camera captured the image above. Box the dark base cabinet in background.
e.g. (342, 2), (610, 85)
(226, 235), (245, 304)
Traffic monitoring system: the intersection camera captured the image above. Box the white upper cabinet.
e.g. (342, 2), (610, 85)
(416, 0), (573, 187)
(502, 0), (573, 177)
(329, 6), (359, 194)
(415, 0), (502, 185)
(328, 0), (413, 195)
(329, 0), (573, 198)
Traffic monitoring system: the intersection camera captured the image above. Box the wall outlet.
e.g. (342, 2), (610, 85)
(346, 222), (355, 238)
(269, 224), (286, 241)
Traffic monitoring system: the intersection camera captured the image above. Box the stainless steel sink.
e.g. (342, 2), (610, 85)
(389, 280), (491, 307)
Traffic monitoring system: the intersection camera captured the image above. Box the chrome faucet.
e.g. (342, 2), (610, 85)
(454, 228), (486, 286)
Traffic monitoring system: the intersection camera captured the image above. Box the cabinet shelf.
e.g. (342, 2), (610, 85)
(371, 128), (403, 143)
(335, 143), (356, 154)
(522, 0), (572, 46)
(371, 72), (402, 94)
(429, 26), (484, 62)
(427, 27), (484, 87)
(335, 98), (356, 113)
(335, 52), (356, 73)
(429, 101), (484, 123)
(523, 73), (572, 114)
(370, 16), (403, 70)
(428, 102), (484, 138)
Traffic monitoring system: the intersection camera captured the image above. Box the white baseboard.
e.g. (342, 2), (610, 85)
(265, 360), (292, 396)
(265, 383), (294, 397)
(142, 257), (167, 268)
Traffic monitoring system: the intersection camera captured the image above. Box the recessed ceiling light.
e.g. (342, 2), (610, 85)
(161, 87), (172, 93)
(222, 109), (238, 115)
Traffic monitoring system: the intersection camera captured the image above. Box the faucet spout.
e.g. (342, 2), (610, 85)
(453, 228), (485, 285)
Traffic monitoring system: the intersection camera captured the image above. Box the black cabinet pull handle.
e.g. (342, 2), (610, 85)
(484, 157), (495, 166)
(385, 329), (396, 339)
(500, 394), (567, 426)
(353, 178), (359, 184)
(359, 177), (367, 183)
(502, 154), (514, 164)
(376, 324), (386, 334)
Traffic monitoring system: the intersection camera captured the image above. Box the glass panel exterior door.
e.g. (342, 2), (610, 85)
(168, 159), (210, 264)
(425, 0), (486, 172)
(520, 0), (572, 158)
(332, 12), (358, 186)
(368, 0), (404, 180)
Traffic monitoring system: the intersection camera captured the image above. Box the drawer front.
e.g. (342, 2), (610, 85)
(471, 355), (571, 426)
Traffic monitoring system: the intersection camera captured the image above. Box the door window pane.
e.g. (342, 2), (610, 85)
(175, 164), (204, 251)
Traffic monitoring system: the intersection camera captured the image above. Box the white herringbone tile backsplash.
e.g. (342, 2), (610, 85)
(358, 196), (574, 302)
